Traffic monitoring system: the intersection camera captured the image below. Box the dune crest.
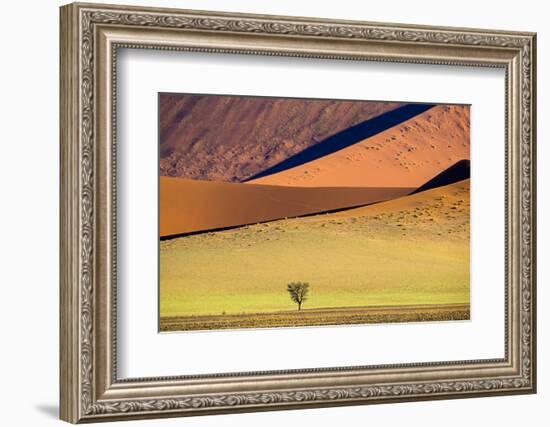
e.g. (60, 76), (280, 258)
(160, 177), (414, 237)
(248, 105), (470, 188)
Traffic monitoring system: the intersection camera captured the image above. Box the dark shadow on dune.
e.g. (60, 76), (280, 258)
(412, 159), (470, 194)
(243, 103), (436, 181)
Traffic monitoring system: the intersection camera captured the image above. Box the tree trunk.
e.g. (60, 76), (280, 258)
(298, 302), (301, 311)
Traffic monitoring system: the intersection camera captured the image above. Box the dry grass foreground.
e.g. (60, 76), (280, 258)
(160, 304), (470, 332)
(160, 179), (470, 330)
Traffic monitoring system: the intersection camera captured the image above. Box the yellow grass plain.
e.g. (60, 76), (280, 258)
(160, 179), (470, 323)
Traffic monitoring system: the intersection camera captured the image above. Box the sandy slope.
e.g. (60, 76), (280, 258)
(328, 178), (470, 234)
(249, 105), (469, 188)
(160, 176), (413, 237)
(160, 94), (403, 182)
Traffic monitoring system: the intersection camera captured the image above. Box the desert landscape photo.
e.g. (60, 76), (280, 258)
(159, 93), (471, 332)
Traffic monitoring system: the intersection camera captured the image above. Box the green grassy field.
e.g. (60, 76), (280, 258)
(160, 180), (470, 326)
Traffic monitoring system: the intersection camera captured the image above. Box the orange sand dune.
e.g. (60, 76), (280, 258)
(160, 177), (413, 237)
(249, 105), (469, 188)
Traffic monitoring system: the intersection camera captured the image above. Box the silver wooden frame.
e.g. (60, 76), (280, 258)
(60, 2), (537, 423)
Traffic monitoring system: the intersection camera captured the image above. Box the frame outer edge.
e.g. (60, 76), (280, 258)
(60, 3), (81, 424)
(68, 1), (536, 37)
(528, 33), (536, 393)
(60, 2), (537, 422)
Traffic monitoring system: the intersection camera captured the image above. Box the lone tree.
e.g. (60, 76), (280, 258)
(287, 282), (310, 311)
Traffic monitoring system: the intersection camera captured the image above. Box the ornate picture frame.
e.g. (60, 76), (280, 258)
(60, 2), (536, 423)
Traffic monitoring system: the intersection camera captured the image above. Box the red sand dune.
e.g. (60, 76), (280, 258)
(159, 94), (403, 182)
(249, 105), (470, 188)
(160, 177), (413, 237)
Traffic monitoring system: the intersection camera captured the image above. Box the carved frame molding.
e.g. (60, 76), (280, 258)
(60, 2), (536, 423)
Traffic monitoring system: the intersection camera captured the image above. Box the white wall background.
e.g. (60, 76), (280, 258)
(0, 0), (545, 426)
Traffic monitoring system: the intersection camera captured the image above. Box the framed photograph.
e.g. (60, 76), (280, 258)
(60, 2), (537, 423)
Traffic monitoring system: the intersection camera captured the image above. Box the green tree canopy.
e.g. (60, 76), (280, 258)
(287, 282), (310, 311)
